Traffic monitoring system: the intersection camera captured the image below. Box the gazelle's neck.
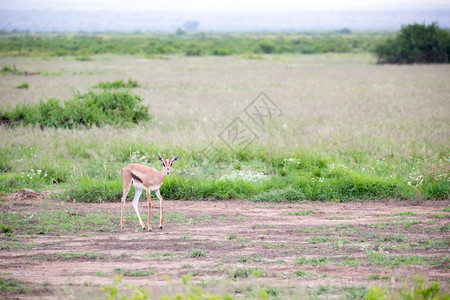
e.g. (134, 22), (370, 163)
(159, 167), (167, 178)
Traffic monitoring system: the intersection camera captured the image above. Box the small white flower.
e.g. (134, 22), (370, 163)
(219, 170), (268, 182)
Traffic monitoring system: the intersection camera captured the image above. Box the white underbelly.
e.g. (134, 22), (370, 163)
(132, 181), (146, 190)
(149, 185), (161, 191)
(132, 180), (160, 191)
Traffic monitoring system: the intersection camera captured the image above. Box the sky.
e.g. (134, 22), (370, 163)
(1, 0), (450, 11)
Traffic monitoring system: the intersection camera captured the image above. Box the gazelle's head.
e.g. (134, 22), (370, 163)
(158, 154), (180, 175)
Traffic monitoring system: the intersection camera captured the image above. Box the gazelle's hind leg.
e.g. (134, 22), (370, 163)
(121, 169), (132, 228)
(132, 188), (145, 230)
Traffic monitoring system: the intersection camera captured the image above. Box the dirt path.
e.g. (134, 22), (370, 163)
(0, 194), (449, 298)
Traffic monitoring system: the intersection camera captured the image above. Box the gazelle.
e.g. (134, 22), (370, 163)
(121, 154), (179, 231)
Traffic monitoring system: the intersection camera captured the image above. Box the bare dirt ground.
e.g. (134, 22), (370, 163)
(0, 191), (449, 299)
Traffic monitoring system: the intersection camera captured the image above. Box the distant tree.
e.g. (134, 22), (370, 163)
(175, 28), (186, 35)
(337, 28), (351, 34)
(375, 23), (450, 64)
(259, 40), (277, 54)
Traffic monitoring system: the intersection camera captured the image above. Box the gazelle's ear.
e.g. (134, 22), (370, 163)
(171, 155), (180, 162)
(157, 154), (163, 162)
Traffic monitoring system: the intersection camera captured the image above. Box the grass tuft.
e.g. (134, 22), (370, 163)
(0, 278), (26, 294)
(95, 79), (140, 89)
(187, 249), (207, 258)
(14, 82), (29, 89)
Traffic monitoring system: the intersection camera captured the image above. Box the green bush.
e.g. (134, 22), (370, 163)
(259, 40), (277, 54)
(0, 90), (150, 128)
(375, 23), (450, 64)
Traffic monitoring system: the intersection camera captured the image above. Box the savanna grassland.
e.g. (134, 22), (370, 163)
(0, 33), (449, 299)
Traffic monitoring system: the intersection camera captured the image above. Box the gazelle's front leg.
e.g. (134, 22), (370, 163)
(155, 189), (164, 229)
(146, 188), (152, 232)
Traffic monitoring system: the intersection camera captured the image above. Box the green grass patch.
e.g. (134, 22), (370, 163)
(0, 277), (26, 294)
(0, 210), (116, 235)
(367, 275), (449, 300)
(0, 33), (384, 57)
(402, 220), (420, 230)
(148, 252), (177, 259)
(114, 268), (154, 277)
(292, 270), (310, 277)
(0, 90), (150, 128)
(0, 224), (13, 234)
(430, 213), (449, 219)
(392, 211), (417, 217)
(37, 252), (105, 261)
(95, 79), (140, 89)
(60, 177), (122, 203)
(0, 140), (445, 202)
(14, 82), (29, 89)
(295, 256), (330, 266)
(187, 249), (207, 258)
(383, 234), (406, 242)
(284, 209), (314, 216)
(231, 267), (262, 279)
(367, 252), (427, 268)
(438, 224), (449, 232)
(307, 236), (330, 244)
(363, 274), (391, 281)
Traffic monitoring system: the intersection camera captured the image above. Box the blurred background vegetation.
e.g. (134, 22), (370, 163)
(0, 24), (448, 63)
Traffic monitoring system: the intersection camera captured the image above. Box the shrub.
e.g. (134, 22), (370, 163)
(213, 48), (232, 56)
(259, 40), (277, 54)
(0, 90), (150, 128)
(375, 23), (450, 64)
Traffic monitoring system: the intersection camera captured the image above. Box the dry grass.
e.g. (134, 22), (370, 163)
(1, 53), (448, 160)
